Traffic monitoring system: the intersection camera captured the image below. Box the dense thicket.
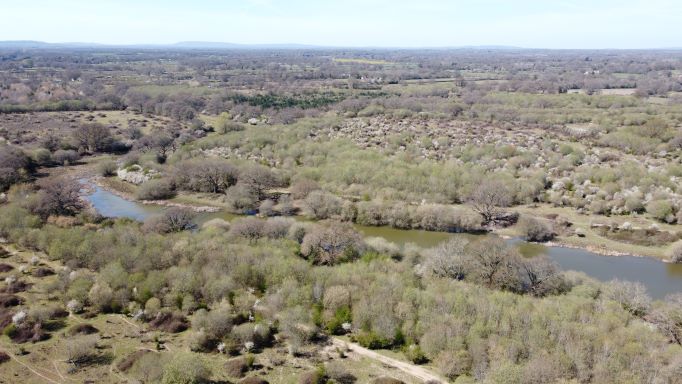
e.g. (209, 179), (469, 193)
(0, 194), (680, 382)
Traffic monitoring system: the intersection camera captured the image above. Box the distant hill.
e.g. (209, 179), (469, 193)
(172, 41), (322, 49)
(2, 41), (679, 51)
(0, 40), (325, 50)
(0, 40), (523, 51)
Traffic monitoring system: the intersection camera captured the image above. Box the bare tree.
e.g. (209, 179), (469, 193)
(519, 256), (566, 296)
(136, 134), (176, 163)
(143, 208), (195, 233)
(73, 123), (112, 153)
(425, 237), (470, 280)
(238, 165), (279, 200)
(174, 159), (238, 193)
(466, 237), (521, 290)
(32, 176), (84, 219)
(0, 145), (32, 191)
(603, 280), (651, 316)
(647, 293), (682, 346)
(519, 216), (555, 242)
(467, 179), (512, 224)
(301, 221), (364, 265)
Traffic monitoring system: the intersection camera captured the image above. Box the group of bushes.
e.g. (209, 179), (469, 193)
(303, 191), (483, 232)
(0, 185), (681, 383)
(424, 236), (568, 296)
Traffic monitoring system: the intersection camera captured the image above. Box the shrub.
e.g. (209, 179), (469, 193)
(66, 323), (99, 336)
(424, 237), (470, 280)
(354, 330), (393, 349)
(98, 160), (118, 177)
(230, 217), (265, 241)
(191, 303), (234, 341)
(387, 203), (412, 229)
(0, 146), (32, 191)
(73, 123), (113, 153)
(275, 195), (296, 216)
(225, 356), (250, 378)
(299, 368), (326, 384)
(136, 179), (176, 200)
(435, 350), (472, 379)
(519, 216), (555, 242)
(0, 292), (23, 307)
(66, 335), (99, 366)
(300, 221), (364, 265)
(365, 237), (400, 259)
(145, 297), (162, 318)
(288, 222), (312, 243)
(149, 311), (189, 333)
(52, 149), (80, 165)
(238, 164), (280, 200)
(88, 282), (115, 312)
(30, 176), (84, 219)
(174, 159), (238, 193)
(142, 208), (195, 233)
(231, 323), (272, 350)
(262, 217), (295, 239)
(404, 344), (428, 364)
(355, 201), (388, 226)
(303, 191), (342, 219)
(325, 362), (356, 384)
(646, 199), (674, 222)
(226, 184), (259, 213)
(161, 353), (210, 384)
(32, 148), (52, 166)
(259, 199), (276, 216)
(467, 179), (512, 224)
(290, 179), (321, 199)
(670, 242), (682, 263)
(603, 280), (651, 316)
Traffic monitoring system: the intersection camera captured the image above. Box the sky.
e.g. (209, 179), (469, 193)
(0, 0), (680, 49)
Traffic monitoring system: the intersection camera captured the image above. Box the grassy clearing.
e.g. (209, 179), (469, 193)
(499, 203), (680, 259)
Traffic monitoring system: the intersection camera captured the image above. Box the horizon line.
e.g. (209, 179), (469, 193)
(1, 40), (681, 51)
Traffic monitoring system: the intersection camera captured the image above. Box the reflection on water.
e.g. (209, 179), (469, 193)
(515, 242), (548, 258)
(84, 187), (682, 299)
(354, 224), (456, 248)
(85, 187), (164, 221)
(666, 262), (682, 278)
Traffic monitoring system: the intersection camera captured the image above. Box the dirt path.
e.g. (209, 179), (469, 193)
(3, 350), (63, 384)
(331, 338), (446, 383)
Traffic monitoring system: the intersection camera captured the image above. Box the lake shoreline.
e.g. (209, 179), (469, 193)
(90, 176), (221, 213)
(88, 176), (672, 263)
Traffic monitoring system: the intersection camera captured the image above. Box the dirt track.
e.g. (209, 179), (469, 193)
(332, 338), (446, 383)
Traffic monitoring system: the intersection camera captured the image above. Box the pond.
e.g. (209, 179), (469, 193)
(84, 186), (682, 299)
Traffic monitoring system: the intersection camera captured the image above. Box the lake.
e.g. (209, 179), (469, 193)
(84, 186), (682, 299)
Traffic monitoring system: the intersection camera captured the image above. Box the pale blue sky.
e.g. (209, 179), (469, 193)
(1, 0), (680, 48)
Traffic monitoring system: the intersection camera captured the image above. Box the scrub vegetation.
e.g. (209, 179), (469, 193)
(0, 47), (682, 383)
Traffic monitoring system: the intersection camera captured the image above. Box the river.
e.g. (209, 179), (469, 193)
(84, 186), (682, 299)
